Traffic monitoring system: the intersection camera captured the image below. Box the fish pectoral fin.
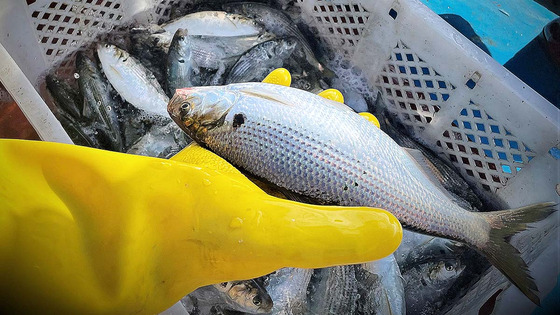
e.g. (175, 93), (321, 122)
(239, 87), (294, 107)
(403, 148), (459, 202)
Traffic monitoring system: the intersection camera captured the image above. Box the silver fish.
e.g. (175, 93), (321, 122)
(358, 255), (406, 315)
(168, 83), (555, 305)
(222, 2), (324, 72)
(97, 44), (169, 117)
(308, 265), (358, 315)
(126, 122), (190, 159)
(266, 268), (313, 315)
(182, 280), (273, 314)
(399, 236), (467, 315)
(162, 11), (263, 37)
(225, 37), (298, 84)
(167, 29), (199, 93)
(76, 52), (124, 152)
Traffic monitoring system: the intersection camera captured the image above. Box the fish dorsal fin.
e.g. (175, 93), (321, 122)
(403, 148), (457, 201)
(239, 86), (295, 107)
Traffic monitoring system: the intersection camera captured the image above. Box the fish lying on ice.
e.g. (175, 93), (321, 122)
(168, 82), (555, 305)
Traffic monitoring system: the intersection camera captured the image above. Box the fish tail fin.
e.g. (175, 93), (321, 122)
(478, 202), (556, 305)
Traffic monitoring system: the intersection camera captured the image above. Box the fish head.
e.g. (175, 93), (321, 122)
(428, 259), (465, 282)
(273, 37), (298, 57)
(214, 280), (273, 313)
(168, 87), (236, 144)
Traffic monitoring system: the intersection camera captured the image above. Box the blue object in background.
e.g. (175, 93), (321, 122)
(420, 0), (557, 64)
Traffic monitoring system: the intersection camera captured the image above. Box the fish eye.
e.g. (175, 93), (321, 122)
(180, 102), (190, 110)
(252, 296), (261, 306)
(444, 262), (454, 271)
(220, 282), (228, 287)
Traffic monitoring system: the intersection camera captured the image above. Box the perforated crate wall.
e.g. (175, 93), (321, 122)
(26, 0), (125, 65)
(376, 41), (456, 132)
(296, 0), (370, 57)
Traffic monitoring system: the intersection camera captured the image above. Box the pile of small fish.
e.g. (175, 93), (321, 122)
(45, 2), (556, 315)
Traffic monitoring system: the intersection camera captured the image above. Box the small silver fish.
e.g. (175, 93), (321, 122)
(308, 265), (358, 315)
(162, 11), (263, 37)
(75, 52), (124, 152)
(266, 268), (313, 315)
(225, 37), (298, 84)
(168, 83), (555, 305)
(359, 256), (406, 315)
(97, 44), (169, 117)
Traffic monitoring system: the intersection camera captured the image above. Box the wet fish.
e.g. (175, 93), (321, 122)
(266, 268), (313, 315)
(97, 44), (169, 117)
(182, 280), (273, 314)
(163, 11), (263, 37)
(168, 83), (555, 305)
(399, 236), (467, 315)
(76, 52), (124, 152)
(225, 37), (298, 84)
(129, 25), (171, 86)
(167, 29), (199, 94)
(167, 29), (277, 91)
(357, 255), (405, 315)
(308, 265), (358, 315)
(222, 2), (323, 72)
(126, 122), (190, 159)
(45, 74), (83, 120)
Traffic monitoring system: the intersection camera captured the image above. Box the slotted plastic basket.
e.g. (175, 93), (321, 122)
(0, 1), (558, 314)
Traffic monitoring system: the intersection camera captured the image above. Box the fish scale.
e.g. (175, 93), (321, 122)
(168, 83), (555, 304)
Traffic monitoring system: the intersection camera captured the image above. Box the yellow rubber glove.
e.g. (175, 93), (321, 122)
(0, 139), (402, 314)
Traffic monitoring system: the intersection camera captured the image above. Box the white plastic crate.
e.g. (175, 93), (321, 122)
(0, 0), (558, 314)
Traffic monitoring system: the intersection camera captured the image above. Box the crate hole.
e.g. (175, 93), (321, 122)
(492, 175), (501, 183)
(501, 165), (512, 174)
(421, 104), (429, 112)
(358, 16), (365, 23)
(458, 144), (466, 152)
(437, 140), (442, 147)
(466, 169), (474, 177)
(463, 121), (472, 129)
(32, 11), (40, 18)
(409, 103), (417, 110)
(480, 136), (489, 145)
(484, 149), (493, 158)
(389, 8), (398, 19)
(37, 23), (45, 31)
(51, 37), (58, 44)
(471, 147), (479, 155)
(61, 38), (68, 45)
(488, 162), (497, 170)
(466, 134), (475, 142)
(476, 123), (485, 131)
(421, 67), (430, 75)
(399, 102), (406, 109)
(442, 94), (450, 101)
(433, 105), (441, 112)
(511, 154), (522, 163)
(461, 157), (470, 165)
(406, 91), (413, 99)
(46, 48), (54, 55)
(490, 125), (500, 133)
(410, 67), (418, 75)
(429, 93), (437, 101)
(414, 80), (422, 88)
(27, 0), (36, 4)
(474, 160), (483, 167)
(466, 79), (476, 89)
(425, 80), (434, 88)
(402, 78), (410, 86)
(508, 140), (519, 150)
(41, 36), (49, 43)
(382, 76), (389, 83)
(442, 130), (450, 138)
(446, 142), (454, 150)
(438, 81), (447, 89)
(449, 154), (458, 162)
(460, 108), (468, 116)
(105, 1), (112, 7)
(386, 88), (392, 96)
(482, 184), (491, 191)
(426, 117), (432, 123)
(49, 2), (57, 9)
(60, 3), (67, 10)
(414, 114), (422, 122)
(399, 66), (406, 73)
(494, 138), (504, 147)
(478, 172), (487, 180)
(497, 152), (507, 160)
(395, 90), (402, 97)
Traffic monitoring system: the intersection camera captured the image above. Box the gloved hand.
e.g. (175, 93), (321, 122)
(0, 139), (402, 314)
